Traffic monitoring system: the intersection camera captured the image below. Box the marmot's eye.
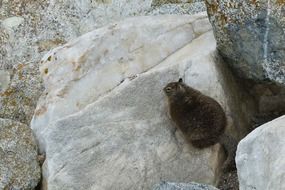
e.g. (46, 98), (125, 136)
(165, 87), (172, 92)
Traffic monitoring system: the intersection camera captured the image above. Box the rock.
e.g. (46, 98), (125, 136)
(148, 1), (206, 15)
(2, 16), (24, 29)
(153, 181), (219, 190)
(0, 70), (10, 93)
(236, 115), (285, 190)
(0, 63), (43, 125)
(0, 118), (41, 190)
(217, 170), (239, 190)
(0, 0), (206, 125)
(32, 13), (209, 150)
(205, 0), (285, 86)
(152, 0), (203, 6)
(31, 14), (254, 189)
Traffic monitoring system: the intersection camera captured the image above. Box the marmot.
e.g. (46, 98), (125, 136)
(163, 78), (237, 172)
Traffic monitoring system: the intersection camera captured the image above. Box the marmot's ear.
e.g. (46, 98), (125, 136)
(178, 78), (183, 83)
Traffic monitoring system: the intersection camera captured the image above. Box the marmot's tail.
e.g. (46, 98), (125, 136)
(219, 133), (238, 172)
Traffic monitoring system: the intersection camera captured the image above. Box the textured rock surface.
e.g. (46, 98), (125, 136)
(31, 14), (254, 189)
(236, 115), (285, 190)
(0, 0), (206, 124)
(205, 0), (285, 86)
(149, 0), (206, 15)
(0, 64), (43, 124)
(0, 118), (41, 189)
(153, 181), (219, 190)
(0, 70), (10, 93)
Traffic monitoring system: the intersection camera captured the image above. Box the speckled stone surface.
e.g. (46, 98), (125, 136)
(148, 2), (206, 15)
(153, 181), (219, 190)
(0, 118), (41, 190)
(205, 0), (285, 86)
(0, 64), (43, 124)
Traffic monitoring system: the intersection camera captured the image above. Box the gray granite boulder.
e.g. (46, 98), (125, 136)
(205, 0), (285, 86)
(31, 14), (254, 189)
(236, 115), (285, 190)
(153, 181), (219, 190)
(0, 119), (41, 190)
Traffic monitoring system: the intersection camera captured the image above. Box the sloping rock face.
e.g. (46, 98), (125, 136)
(153, 181), (219, 190)
(31, 13), (254, 189)
(205, 0), (285, 86)
(236, 115), (285, 190)
(0, 119), (41, 189)
(32, 13), (212, 151)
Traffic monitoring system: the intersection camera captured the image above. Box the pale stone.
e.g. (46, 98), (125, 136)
(1, 16), (24, 29)
(193, 17), (213, 36)
(236, 115), (285, 190)
(0, 70), (9, 93)
(32, 14), (207, 151)
(31, 14), (254, 189)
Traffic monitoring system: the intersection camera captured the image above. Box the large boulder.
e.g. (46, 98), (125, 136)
(236, 115), (285, 190)
(0, 119), (41, 189)
(0, 0), (206, 124)
(31, 13), (254, 189)
(205, 0), (285, 86)
(31, 13), (213, 151)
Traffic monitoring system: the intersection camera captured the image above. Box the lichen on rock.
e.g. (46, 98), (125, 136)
(205, 0), (285, 86)
(0, 118), (41, 190)
(0, 63), (43, 124)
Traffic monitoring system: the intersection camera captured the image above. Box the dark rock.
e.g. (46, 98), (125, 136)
(205, 0), (285, 86)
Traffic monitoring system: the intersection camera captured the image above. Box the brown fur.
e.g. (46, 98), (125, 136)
(163, 78), (236, 171)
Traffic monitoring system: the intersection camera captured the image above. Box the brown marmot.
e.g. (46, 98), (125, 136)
(163, 78), (237, 171)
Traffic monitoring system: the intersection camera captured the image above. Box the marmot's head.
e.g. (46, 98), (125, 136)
(163, 78), (186, 98)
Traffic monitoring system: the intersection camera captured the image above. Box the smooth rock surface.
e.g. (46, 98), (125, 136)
(236, 115), (285, 190)
(31, 14), (254, 190)
(32, 13), (209, 150)
(0, 118), (41, 190)
(205, 0), (285, 86)
(2, 16), (24, 29)
(153, 181), (219, 190)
